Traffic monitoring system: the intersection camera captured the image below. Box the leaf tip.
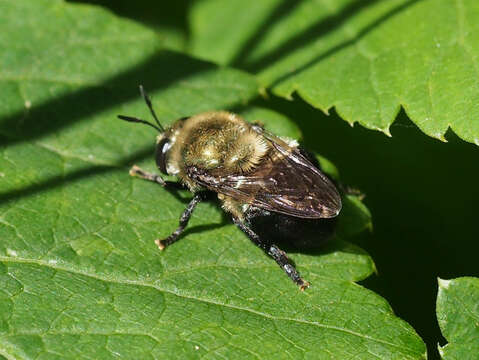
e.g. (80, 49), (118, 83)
(321, 106), (331, 116)
(371, 258), (378, 275)
(369, 124), (391, 137)
(438, 277), (451, 289)
(382, 126), (392, 137)
(438, 343), (446, 357)
(432, 132), (448, 142)
(366, 221), (374, 233)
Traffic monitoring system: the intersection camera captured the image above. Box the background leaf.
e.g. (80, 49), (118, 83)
(67, 0), (190, 52)
(0, 1), (429, 358)
(436, 277), (479, 359)
(190, 0), (479, 145)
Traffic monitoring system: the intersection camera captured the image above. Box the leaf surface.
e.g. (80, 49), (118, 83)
(0, 1), (426, 359)
(190, 0), (479, 145)
(436, 277), (479, 359)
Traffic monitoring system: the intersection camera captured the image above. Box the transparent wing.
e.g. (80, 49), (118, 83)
(187, 132), (342, 219)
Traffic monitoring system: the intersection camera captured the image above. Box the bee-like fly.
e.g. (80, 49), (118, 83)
(118, 86), (341, 290)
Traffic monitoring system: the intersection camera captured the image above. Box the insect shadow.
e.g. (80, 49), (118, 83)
(179, 206), (230, 239)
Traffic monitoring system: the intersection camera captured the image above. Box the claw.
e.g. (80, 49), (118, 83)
(129, 165), (142, 177)
(299, 281), (310, 291)
(155, 239), (166, 251)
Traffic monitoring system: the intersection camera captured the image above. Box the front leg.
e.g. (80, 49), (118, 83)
(233, 217), (310, 291)
(155, 192), (204, 250)
(129, 165), (167, 186)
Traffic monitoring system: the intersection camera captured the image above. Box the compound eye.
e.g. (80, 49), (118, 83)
(155, 137), (170, 175)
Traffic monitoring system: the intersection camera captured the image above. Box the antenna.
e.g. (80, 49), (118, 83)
(117, 85), (165, 132)
(139, 85), (164, 132)
(117, 115), (163, 132)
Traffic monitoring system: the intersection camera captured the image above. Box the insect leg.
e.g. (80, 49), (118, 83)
(155, 193), (204, 250)
(233, 218), (310, 291)
(129, 165), (166, 187)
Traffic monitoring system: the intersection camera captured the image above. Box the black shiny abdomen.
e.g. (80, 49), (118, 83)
(245, 207), (336, 249)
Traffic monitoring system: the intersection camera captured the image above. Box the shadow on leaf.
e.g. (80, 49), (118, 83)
(0, 51), (212, 147)
(67, 0), (191, 41)
(243, 0), (421, 89)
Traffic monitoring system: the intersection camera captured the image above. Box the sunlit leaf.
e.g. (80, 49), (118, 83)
(0, 1), (426, 358)
(190, 0), (479, 145)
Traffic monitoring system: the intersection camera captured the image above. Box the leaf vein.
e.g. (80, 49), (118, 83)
(0, 255), (418, 354)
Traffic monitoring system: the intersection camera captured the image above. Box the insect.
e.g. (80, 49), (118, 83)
(118, 86), (342, 290)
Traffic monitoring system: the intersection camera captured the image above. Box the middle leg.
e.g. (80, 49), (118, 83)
(233, 217), (309, 290)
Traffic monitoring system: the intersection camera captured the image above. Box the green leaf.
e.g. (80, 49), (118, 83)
(190, 0), (479, 145)
(0, 1), (426, 358)
(436, 277), (479, 359)
(66, 0), (190, 52)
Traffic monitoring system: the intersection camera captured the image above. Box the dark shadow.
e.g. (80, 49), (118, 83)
(278, 235), (353, 256)
(0, 145), (151, 206)
(0, 50), (212, 147)
(0, 141), (230, 206)
(146, 180), (192, 203)
(181, 211), (230, 238)
(0, 93), (257, 207)
(66, 0), (191, 40)
(230, 0), (303, 67)
(0, 142), (208, 206)
(252, 93), (479, 360)
(242, 0), (377, 71)
(270, 238), (369, 272)
(247, 0), (420, 87)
